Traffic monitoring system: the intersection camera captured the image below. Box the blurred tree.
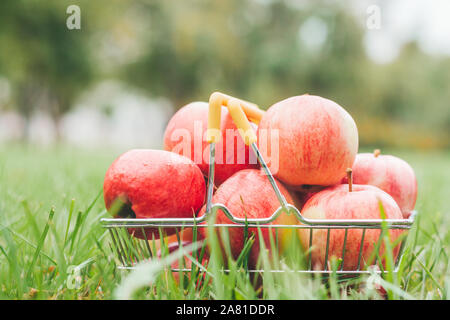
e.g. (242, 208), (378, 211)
(0, 0), (94, 139)
(122, 1), (367, 108)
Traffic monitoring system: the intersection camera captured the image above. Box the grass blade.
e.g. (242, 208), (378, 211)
(26, 207), (55, 279)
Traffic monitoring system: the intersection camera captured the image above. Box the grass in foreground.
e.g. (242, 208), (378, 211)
(0, 143), (449, 299)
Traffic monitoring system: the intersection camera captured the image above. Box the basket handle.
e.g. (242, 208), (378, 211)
(206, 92), (265, 145)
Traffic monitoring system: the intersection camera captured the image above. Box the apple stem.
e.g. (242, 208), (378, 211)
(374, 149), (381, 158)
(346, 168), (353, 192)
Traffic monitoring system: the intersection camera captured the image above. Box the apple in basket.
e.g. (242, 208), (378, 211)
(199, 169), (299, 268)
(257, 94), (358, 189)
(341, 149), (417, 218)
(164, 101), (258, 186)
(298, 169), (404, 271)
(103, 149), (206, 239)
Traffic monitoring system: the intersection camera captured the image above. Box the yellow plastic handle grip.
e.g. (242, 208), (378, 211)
(240, 102), (265, 125)
(207, 92), (262, 145)
(207, 92), (227, 144)
(228, 98), (258, 145)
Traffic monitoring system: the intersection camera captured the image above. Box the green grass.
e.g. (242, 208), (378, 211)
(0, 143), (449, 299)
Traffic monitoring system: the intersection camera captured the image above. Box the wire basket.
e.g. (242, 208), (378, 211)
(100, 92), (417, 277)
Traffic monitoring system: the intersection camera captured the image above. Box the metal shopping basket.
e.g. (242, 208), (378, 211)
(100, 92), (417, 277)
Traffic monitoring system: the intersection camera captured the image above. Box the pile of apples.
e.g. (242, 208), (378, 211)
(103, 94), (417, 271)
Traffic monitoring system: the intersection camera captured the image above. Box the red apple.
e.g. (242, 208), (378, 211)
(199, 169), (298, 268)
(163, 101), (258, 186)
(257, 94), (358, 188)
(342, 149), (417, 218)
(298, 181), (404, 271)
(103, 149), (206, 239)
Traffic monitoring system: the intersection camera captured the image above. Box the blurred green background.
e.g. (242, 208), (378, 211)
(0, 0), (449, 150)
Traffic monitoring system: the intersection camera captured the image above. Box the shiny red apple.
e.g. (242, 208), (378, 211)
(103, 149), (206, 239)
(199, 169), (298, 268)
(298, 174), (404, 271)
(342, 149), (417, 218)
(257, 94), (358, 189)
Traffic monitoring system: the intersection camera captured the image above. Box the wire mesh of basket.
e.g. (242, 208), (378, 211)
(100, 92), (417, 277)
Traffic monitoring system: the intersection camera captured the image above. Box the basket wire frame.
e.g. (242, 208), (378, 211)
(101, 140), (416, 277)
